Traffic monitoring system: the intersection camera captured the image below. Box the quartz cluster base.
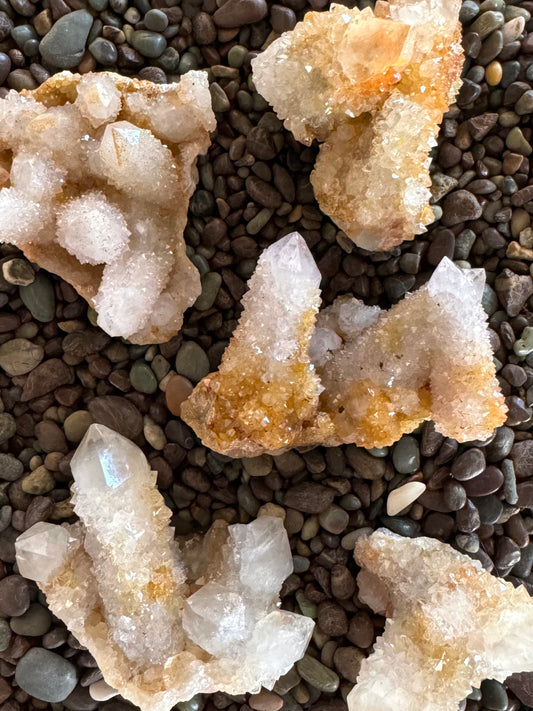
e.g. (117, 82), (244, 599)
(349, 529), (533, 711)
(181, 232), (506, 457)
(15, 424), (314, 711)
(252, 0), (464, 250)
(0, 70), (215, 343)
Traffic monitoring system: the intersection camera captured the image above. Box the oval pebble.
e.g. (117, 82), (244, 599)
(19, 271), (55, 322)
(175, 342), (210, 383)
(0, 338), (44, 376)
(296, 654), (339, 693)
(392, 436), (420, 474)
(10, 603), (52, 636)
(387, 481), (426, 516)
(15, 648), (77, 703)
(130, 361), (158, 394)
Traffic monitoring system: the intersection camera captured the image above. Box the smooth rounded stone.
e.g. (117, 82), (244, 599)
(165, 375), (194, 417)
(480, 679), (508, 711)
(379, 515), (420, 537)
(456, 500), (481, 533)
(333, 646), (364, 683)
(502, 363), (527, 387)
(330, 564), (355, 600)
(21, 358), (73, 401)
(462, 465), (504, 496)
(0, 575), (31, 616)
(0, 338), (43, 377)
(89, 680), (118, 702)
(460, 0), (479, 23)
(0, 51), (10, 85)
(64, 410), (93, 443)
(456, 532), (480, 553)
(144, 8), (168, 31)
(471, 495), (503, 525)
(495, 536), (521, 569)
(296, 655), (339, 693)
(131, 30), (166, 58)
(506, 126), (532, 156)
(25, 496), (54, 529)
(16, 648), (77, 703)
(242, 455), (273, 477)
(88, 37), (117, 65)
(10, 603), (52, 636)
(346, 446), (386, 480)
(129, 361), (157, 395)
(0, 12), (12, 40)
(284, 483), (335, 513)
(423, 512), (455, 539)
(0, 413), (16, 444)
(88, 396), (143, 440)
(318, 505), (349, 534)
(194, 272), (222, 311)
(442, 481), (467, 511)
(249, 690), (283, 711)
(0, 453), (23, 482)
(35, 421), (67, 453)
(22, 465), (54, 494)
(515, 89), (533, 115)
(192, 11), (216, 44)
(19, 272), (55, 323)
(442, 190), (482, 226)
(347, 610), (374, 648)
(451, 448), (486, 481)
(175, 342), (210, 384)
(213, 0), (267, 27)
(507, 672), (533, 706)
(39, 9), (93, 68)
(246, 176), (283, 209)
(2, 258), (34, 286)
(386, 481), (426, 516)
(392, 435), (420, 474)
(0, 618), (11, 652)
(517, 480), (533, 507)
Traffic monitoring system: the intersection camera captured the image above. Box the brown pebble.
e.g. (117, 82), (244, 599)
(317, 601), (348, 637)
(333, 646), (364, 683)
(165, 374), (194, 416)
(249, 690), (284, 711)
(347, 611), (374, 649)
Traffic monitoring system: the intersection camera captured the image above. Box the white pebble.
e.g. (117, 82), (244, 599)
(89, 680), (118, 702)
(386, 481), (426, 516)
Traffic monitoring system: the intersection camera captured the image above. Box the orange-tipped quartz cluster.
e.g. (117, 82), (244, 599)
(252, 0), (464, 251)
(181, 233), (506, 458)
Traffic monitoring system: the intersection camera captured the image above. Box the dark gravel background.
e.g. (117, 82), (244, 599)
(0, 0), (532, 710)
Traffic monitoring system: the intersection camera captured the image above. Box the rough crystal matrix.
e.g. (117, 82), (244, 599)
(252, 0), (464, 250)
(0, 70), (216, 343)
(182, 233), (506, 456)
(349, 529), (533, 711)
(15, 424), (313, 711)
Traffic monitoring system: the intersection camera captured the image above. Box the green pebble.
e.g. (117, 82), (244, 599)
(228, 44), (247, 68)
(178, 51), (198, 74)
(367, 446), (389, 457)
(209, 82), (230, 112)
(471, 10), (504, 39)
(516, 90), (533, 116)
(0, 618), (11, 652)
(237, 483), (260, 516)
(296, 655), (340, 693)
(295, 590), (317, 618)
(130, 361), (158, 394)
(39, 9), (93, 69)
(237, 89), (253, 112)
(89, 37), (117, 65)
(482, 284), (499, 316)
(247, 208), (273, 235)
(393, 435), (420, 474)
(506, 126), (532, 156)
(175, 341), (210, 383)
(144, 8), (168, 31)
(131, 29), (166, 58)
(88, 0), (108, 10)
(195, 272), (222, 311)
(19, 271), (55, 322)
(292, 555), (310, 573)
(15, 648), (77, 703)
(11, 23), (37, 49)
(0, 505), (11, 532)
(10, 603), (52, 636)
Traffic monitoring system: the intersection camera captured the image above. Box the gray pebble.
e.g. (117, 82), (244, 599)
(175, 342), (210, 383)
(0, 413), (16, 444)
(88, 37), (117, 65)
(195, 272), (222, 311)
(296, 655), (339, 693)
(471, 10), (504, 39)
(392, 435), (420, 474)
(129, 361), (157, 394)
(0, 575), (31, 616)
(0, 453), (23, 481)
(131, 30), (166, 58)
(15, 648), (77, 703)
(39, 9), (93, 68)
(471, 495), (503, 525)
(144, 8), (168, 31)
(480, 679), (508, 711)
(10, 603), (52, 636)
(19, 271), (55, 322)
(451, 448), (486, 481)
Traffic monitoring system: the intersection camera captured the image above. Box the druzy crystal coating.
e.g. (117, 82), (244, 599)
(349, 530), (533, 711)
(0, 70), (215, 343)
(182, 233), (506, 456)
(15, 424), (314, 711)
(252, 0), (464, 250)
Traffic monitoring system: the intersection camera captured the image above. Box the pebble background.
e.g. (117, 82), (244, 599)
(0, 0), (531, 710)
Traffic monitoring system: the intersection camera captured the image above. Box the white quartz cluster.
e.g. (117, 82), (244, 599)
(15, 425), (313, 711)
(0, 70), (215, 343)
(349, 529), (533, 711)
(182, 232), (506, 456)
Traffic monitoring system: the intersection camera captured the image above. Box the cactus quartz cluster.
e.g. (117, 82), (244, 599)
(0, 70), (215, 343)
(252, 0), (464, 250)
(15, 425), (314, 711)
(182, 233), (506, 457)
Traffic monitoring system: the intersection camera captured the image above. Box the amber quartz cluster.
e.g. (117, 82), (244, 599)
(181, 233), (507, 457)
(0, 70), (215, 343)
(252, 0), (464, 250)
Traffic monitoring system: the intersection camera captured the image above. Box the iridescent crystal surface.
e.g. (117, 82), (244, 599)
(182, 233), (506, 456)
(15, 424), (314, 711)
(0, 70), (215, 343)
(252, 0), (464, 250)
(349, 529), (533, 711)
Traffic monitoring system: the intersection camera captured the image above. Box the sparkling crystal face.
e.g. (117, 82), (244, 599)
(15, 522), (71, 583)
(71, 423), (149, 490)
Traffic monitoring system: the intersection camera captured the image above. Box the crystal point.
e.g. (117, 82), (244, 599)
(252, 0), (464, 250)
(182, 239), (506, 455)
(15, 425), (313, 711)
(0, 70), (215, 343)
(348, 529), (533, 711)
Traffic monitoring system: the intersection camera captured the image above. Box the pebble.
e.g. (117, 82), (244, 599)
(39, 9), (93, 68)
(0, 575), (31, 616)
(296, 655), (339, 693)
(249, 690), (283, 711)
(387, 481), (426, 516)
(130, 361), (157, 394)
(89, 680), (118, 702)
(0, 338), (44, 376)
(318, 505), (349, 534)
(195, 272), (222, 311)
(0, 453), (23, 481)
(514, 326), (533, 357)
(165, 374), (194, 416)
(15, 648), (77, 703)
(392, 435), (420, 474)
(144, 8), (168, 31)
(507, 672), (533, 706)
(10, 603), (52, 636)
(21, 465), (55, 494)
(0, 412), (16, 444)
(213, 0), (268, 27)
(495, 270), (533, 317)
(480, 679), (508, 711)
(175, 342), (210, 383)
(0, 618), (11, 652)
(284, 483), (335, 513)
(131, 30), (166, 58)
(88, 37), (117, 65)
(19, 271), (55, 322)
(462, 465), (504, 496)
(88, 396), (143, 439)
(64, 410), (93, 443)
(506, 126), (532, 155)
(346, 445), (387, 479)
(21, 358), (74, 402)
(442, 190), (482, 226)
(471, 495), (503, 525)
(486, 427), (514, 462)
(2, 257), (34, 285)
(485, 60), (503, 85)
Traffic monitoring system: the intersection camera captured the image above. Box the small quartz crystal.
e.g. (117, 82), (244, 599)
(182, 233), (506, 456)
(252, 0), (464, 250)
(0, 70), (216, 343)
(349, 529), (533, 711)
(15, 424), (313, 711)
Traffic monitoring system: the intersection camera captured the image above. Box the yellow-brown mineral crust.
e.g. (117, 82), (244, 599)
(251, 0), (464, 251)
